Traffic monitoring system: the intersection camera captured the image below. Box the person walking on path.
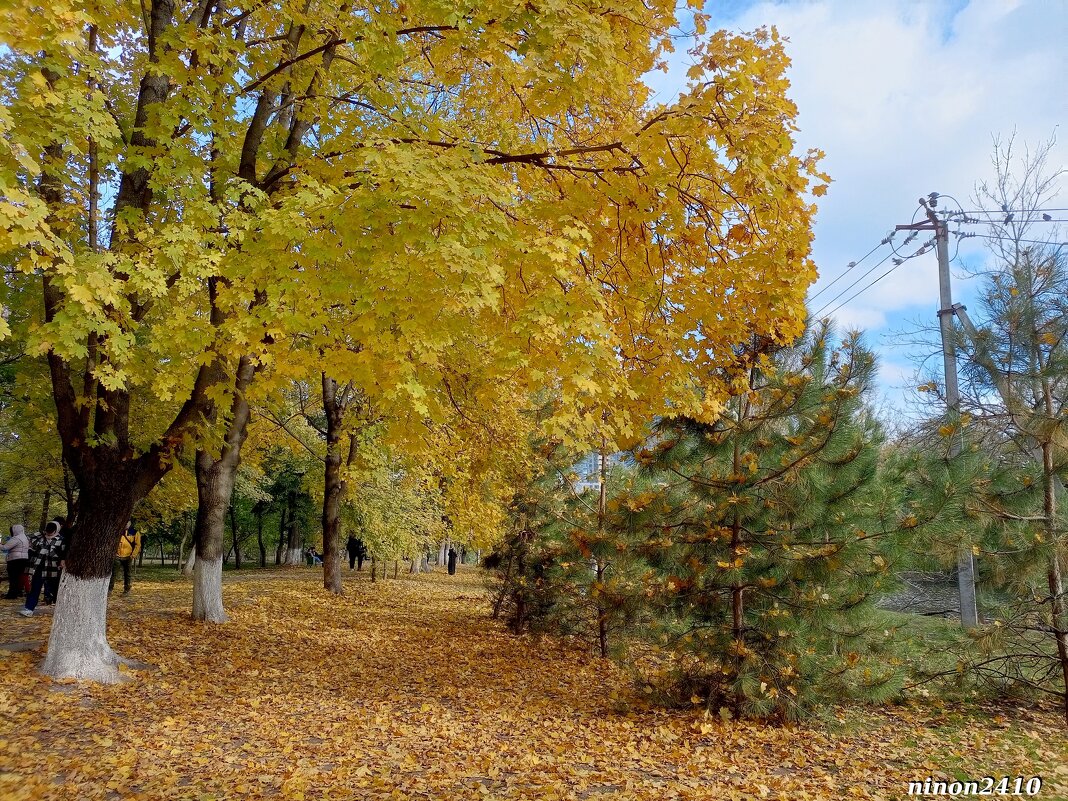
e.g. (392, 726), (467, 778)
(20, 521), (65, 617)
(346, 537), (367, 571)
(447, 547), (458, 576)
(108, 522), (141, 596)
(2, 524), (30, 599)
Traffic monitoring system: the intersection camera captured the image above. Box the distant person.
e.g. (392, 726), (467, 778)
(447, 547), (458, 576)
(108, 522), (141, 596)
(2, 524), (30, 599)
(346, 535), (360, 570)
(21, 520), (65, 617)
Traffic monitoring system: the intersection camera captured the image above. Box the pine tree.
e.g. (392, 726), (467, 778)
(624, 323), (899, 719)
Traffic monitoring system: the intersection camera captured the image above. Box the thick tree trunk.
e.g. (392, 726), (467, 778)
(43, 479), (135, 682)
(275, 507), (286, 565)
(191, 352), (256, 620)
(192, 449), (236, 623)
(43, 575), (126, 682)
(283, 491), (303, 565)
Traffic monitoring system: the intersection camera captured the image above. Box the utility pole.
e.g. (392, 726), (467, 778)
(896, 194), (979, 628)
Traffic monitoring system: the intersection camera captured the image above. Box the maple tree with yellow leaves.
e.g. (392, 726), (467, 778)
(0, 0), (824, 681)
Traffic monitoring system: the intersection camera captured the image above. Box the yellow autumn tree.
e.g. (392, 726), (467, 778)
(0, 0), (824, 680)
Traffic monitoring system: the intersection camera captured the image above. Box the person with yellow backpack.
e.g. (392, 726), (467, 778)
(108, 522), (141, 596)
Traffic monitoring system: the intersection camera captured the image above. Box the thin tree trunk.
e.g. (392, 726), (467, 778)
(255, 502), (266, 568)
(321, 374), (345, 594)
(729, 391), (751, 716)
(492, 552), (514, 619)
(596, 441), (609, 658)
(230, 504), (242, 570)
(370, 554), (376, 583)
(1042, 442), (1068, 726)
(62, 459), (78, 523)
(39, 489), (51, 533)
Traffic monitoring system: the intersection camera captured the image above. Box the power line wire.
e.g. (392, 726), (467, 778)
(948, 207), (1068, 215)
(812, 251), (895, 317)
(820, 260), (909, 320)
(954, 232), (1067, 248)
(809, 236), (893, 301)
(815, 235), (935, 319)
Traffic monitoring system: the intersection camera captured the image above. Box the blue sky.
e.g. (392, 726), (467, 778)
(647, 0), (1067, 416)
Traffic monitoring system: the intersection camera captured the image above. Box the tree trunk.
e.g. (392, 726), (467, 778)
(230, 504), (242, 570)
(492, 551), (514, 620)
(178, 515), (192, 573)
(39, 489), (51, 533)
(191, 353), (256, 620)
(192, 449), (238, 623)
(285, 519), (302, 565)
(595, 443), (609, 658)
(255, 502), (266, 568)
(321, 374), (344, 595)
(1041, 443), (1068, 725)
(275, 507), (286, 565)
(370, 555), (376, 583)
(42, 477), (136, 682)
(62, 459), (78, 523)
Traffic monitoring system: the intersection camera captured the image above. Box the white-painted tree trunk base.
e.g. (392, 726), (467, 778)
(192, 556), (227, 623)
(285, 547), (303, 565)
(41, 574), (131, 683)
(182, 549), (196, 576)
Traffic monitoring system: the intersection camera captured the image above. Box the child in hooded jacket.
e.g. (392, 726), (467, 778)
(21, 521), (66, 617)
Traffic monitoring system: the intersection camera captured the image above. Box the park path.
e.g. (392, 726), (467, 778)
(0, 567), (1064, 800)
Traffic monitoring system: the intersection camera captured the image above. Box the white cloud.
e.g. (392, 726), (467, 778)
(653, 0), (1067, 407)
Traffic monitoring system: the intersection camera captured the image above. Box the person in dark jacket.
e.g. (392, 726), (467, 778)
(21, 521), (66, 617)
(346, 535), (361, 570)
(447, 547), (458, 576)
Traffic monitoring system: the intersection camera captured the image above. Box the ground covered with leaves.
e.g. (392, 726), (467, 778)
(0, 568), (1064, 800)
